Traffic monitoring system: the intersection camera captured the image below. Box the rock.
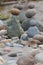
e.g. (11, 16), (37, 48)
(22, 18), (37, 31)
(21, 40), (29, 46)
(4, 47), (11, 52)
(35, 52), (43, 63)
(21, 34), (28, 41)
(0, 20), (6, 30)
(39, 45), (43, 50)
(8, 53), (17, 57)
(0, 30), (7, 35)
(28, 2), (35, 9)
(0, 43), (5, 48)
(33, 34), (43, 42)
(28, 38), (41, 48)
(26, 26), (39, 38)
(7, 16), (24, 38)
(0, 13), (9, 20)
(14, 4), (23, 10)
(0, 56), (5, 65)
(1, 39), (12, 43)
(10, 8), (20, 15)
(35, 63), (43, 65)
(19, 11), (27, 24)
(25, 9), (36, 18)
(17, 53), (34, 65)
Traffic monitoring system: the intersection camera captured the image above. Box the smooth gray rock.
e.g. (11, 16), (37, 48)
(25, 9), (36, 18)
(22, 18), (37, 31)
(26, 26), (40, 38)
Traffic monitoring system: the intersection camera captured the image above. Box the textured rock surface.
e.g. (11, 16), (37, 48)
(7, 16), (24, 38)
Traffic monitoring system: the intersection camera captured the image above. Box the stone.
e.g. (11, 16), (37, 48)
(8, 53), (17, 57)
(35, 63), (43, 65)
(19, 11), (27, 24)
(1, 39), (12, 43)
(22, 18), (37, 31)
(21, 33), (28, 41)
(35, 52), (43, 63)
(7, 16), (24, 38)
(0, 30), (7, 35)
(25, 9), (36, 18)
(17, 53), (34, 65)
(0, 56), (5, 65)
(14, 4), (23, 10)
(28, 38), (41, 48)
(28, 2), (35, 9)
(21, 40), (29, 46)
(33, 34), (43, 42)
(26, 26), (39, 38)
(3, 47), (11, 52)
(10, 8), (20, 15)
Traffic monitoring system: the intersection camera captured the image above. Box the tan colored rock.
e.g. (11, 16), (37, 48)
(29, 38), (41, 46)
(1, 39), (12, 43)
(33, 34), (43, 42)
(17, 53), (34, 65)
(10, 8), (20, 15)
(21, 40), (29, 46)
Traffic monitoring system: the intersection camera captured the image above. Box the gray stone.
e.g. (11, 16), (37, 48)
(7, 16), (24, 38)
(25, 9), (36, 18)
(28, 3), (35, 9)
(26, 26), (40, 38)
(21, 34), (28, 41)
(22, 18), (37, 31)
(19, 11), (27, 24)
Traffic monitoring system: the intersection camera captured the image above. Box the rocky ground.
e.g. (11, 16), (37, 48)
(0, 1), (43, 65)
